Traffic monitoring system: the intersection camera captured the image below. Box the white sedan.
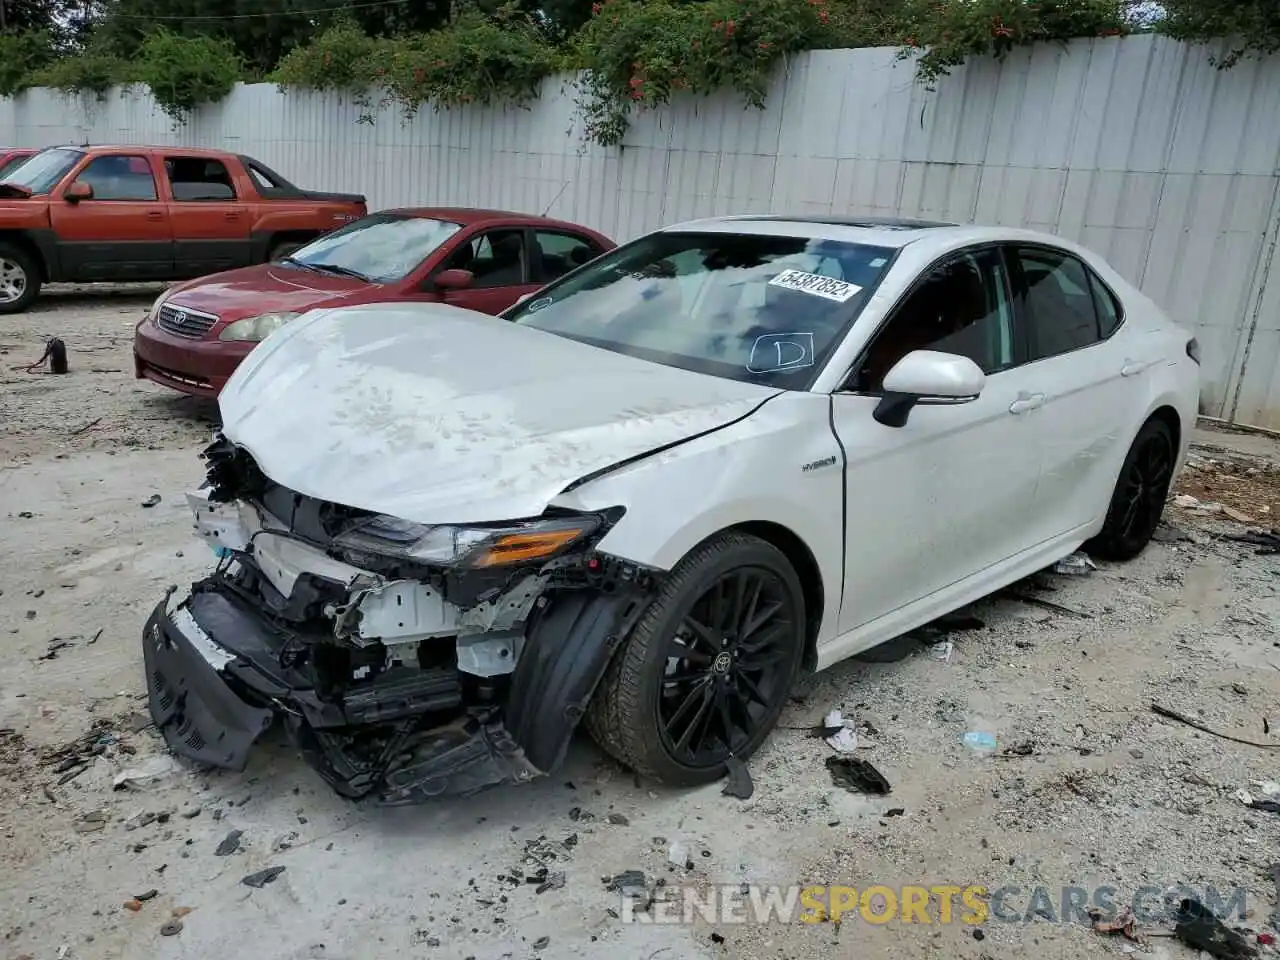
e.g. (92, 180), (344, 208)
(141, 215), (1200, 802)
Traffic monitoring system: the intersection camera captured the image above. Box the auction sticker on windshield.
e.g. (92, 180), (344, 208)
(768, 269), (862, 303)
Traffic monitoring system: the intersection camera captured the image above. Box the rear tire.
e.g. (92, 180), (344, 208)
(585, 532), (806, 786)
(0, 243), (41, 314)
(268, 239), (306, 262)
(1086, 417), (1175, 561)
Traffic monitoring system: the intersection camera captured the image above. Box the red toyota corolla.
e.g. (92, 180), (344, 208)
(134, 207), (615, 398)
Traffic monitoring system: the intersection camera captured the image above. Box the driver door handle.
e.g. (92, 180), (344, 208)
(1121, 359), (1153, 377)
(1009, 392), (1045, 415)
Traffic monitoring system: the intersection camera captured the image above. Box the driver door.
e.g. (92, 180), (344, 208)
(829, 246), (1046, 636)
(432, 228), (543, 315)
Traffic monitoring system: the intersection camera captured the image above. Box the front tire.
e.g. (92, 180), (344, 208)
(1087, 417), (1175, 561)
(0, 243), (40, 314)
(586, 532), (806, 786)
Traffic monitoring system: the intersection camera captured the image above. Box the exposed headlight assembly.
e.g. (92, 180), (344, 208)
(218, 312), (302, 342)
(333, 514), (604, 569)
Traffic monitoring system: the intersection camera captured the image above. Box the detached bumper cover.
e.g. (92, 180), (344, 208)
(141, 581), (643, 802)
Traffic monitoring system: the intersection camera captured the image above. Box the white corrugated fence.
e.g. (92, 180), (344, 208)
(1, 35), (1279, 425)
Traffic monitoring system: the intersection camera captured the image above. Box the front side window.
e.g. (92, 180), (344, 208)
(1014, 246), (1101, 360)
(856, 248), (1014, 391)
(284, 214), (462, 283)
(445, 229), (528, 288)
(0, 154), (32, 181)
(504, 231), (896, 386)
(2, 147), (84, 194)
(75, 155), (158, 201)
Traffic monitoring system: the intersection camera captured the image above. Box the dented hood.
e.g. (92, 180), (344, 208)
(218, 302), (778, 524)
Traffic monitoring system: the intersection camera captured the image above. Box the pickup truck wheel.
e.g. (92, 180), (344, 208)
(0, 244), (39, 314)
(268, 240), (305, 262)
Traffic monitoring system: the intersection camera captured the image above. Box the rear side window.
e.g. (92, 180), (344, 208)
(1012, 247), (1100, 360)
(534, 231), (599, 282)
(165, 156), (237, 201)
(1091, 274), (1124, 338)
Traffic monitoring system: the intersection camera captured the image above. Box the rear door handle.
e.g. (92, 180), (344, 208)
(146, 211), (163, 221)
(1121, 359), (1153, 377)
(1009, 392), (1045, 415)
(224, 212), (240, 221)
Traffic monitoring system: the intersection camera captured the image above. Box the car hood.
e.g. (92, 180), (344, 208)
(218, 302), (779, 524)
(165, 264), (375, 321)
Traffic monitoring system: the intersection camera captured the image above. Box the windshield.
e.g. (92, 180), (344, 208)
(505, 231), (897, 386)
(1, 148), (83, 193)
(283, 213), (463, 283)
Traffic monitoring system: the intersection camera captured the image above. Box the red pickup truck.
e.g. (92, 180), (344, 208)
(0, 145), (366, 313)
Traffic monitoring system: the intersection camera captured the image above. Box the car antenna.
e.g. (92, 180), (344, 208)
(541, 180), (570, 218)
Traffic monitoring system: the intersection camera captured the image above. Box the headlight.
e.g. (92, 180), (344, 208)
(218, 312), (302, 342)
(148, 291), (168, 323)
(333, 514), (601, 568)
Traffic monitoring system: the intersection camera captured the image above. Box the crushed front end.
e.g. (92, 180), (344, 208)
(143, 434), (656, 803)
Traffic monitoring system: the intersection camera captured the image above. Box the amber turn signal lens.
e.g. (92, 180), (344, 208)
(470, 528), (585, 567)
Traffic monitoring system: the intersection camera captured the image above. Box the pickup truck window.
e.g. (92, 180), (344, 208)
(245, 163), (285, 194)
(4, 147), (83, 194)
(165, 157), (237, 201)
(76, 155), (158, 202)
(285, 213), (462, 283)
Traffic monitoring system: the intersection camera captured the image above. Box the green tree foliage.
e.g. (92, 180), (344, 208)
(0, 29), (54, 96)
(1159, 0), (1280, 66)
(137, 29), (241, 119)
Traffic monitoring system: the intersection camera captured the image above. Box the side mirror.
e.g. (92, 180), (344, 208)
(873, 350), (985, 428)
(65, 181), (93, 203)
(434, 268), (474, 292)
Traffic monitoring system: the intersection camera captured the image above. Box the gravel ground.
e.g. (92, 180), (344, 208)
(1, 294), (1278, 960)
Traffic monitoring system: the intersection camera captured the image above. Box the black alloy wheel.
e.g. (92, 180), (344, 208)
(586, 532), (806, 785)
(1088, 417), (1175, 561)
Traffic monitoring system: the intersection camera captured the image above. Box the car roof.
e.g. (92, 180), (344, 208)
(659, 214), (1073, 253)
(69, 144), (232, 158)
(381, 207), (602, 232)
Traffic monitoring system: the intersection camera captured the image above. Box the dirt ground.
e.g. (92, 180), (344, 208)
(1, 292), (1279, 960)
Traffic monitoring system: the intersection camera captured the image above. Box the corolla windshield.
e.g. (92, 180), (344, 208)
(1, 147), (84, 193)
(283, 213), (463, 283)
(504, 231), (896, 386)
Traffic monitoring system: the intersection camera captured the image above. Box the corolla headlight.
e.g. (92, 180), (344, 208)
(218, 312), (302, 342)
(333, 514), (602, 569)
(148, 291), (169, 323)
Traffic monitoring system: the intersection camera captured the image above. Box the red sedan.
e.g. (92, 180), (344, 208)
(133, 208), (615, 398)
(0, 148), (36, 180)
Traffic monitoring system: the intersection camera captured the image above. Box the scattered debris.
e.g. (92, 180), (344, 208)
(1248, 799), (1280, 814)
(1053, 551), (1096, 576)
(532, 936), (550, 950)
(171, 908), (194, 919)
(1224, 529), (1280, 555)
(160, 920), (183, 937)
(214, 829), (243, 856)
(928, 640), (954, 663)
(242, 866), (286, 888)
(1090, 905), (1140, 941)
(140, 494), (162, 508)
(123, 900), (142, 912)
(57, 763), (89, 785)
(38, 639), (73, 661)
(272, 831), (299, 852)
(1151, 703), (1280, 750)
(1173, 898), (1259, 960)
(667, 842), (688, 868)
(825, 756), (891, 795)
(721, 755), (754, 799)
(1174, 494), (1203, 509)
(73, 809), (109, 833)
(112, 755), (180, 791)
(1000, 741), (1036, 757)
(535, 871), (566, 894)
(135, 889), (158, 902)
(607, 813), (630, 826)
(962, 731), (998, 755)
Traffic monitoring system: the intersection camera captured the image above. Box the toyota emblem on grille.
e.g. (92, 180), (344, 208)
(174, 310), (188, 325)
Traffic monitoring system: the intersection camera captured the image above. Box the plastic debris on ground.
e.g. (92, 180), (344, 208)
(721, 755), (754, 799)
(821, 710), (859, 754)
(1172, 898), (1260, 960)
(1089, 905), (1140, 941)
(928, 640), (954, 663)
(605, 870), (651, 911)
(825, 756), (891, 795)
(1225, 529), (1280, 555)
(962, 732), (998, 755)
(242, 866), (286, 889)
(112, 755), (180, 791)
(1053, 551), (1097, 576)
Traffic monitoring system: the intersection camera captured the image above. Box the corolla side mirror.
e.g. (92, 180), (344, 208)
(435, 268), (474, 292)
(873, 350), (985, 428)
(65, 181), (93, 203)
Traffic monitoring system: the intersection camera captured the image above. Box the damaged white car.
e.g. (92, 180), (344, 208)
(144, 215), (1200, 803)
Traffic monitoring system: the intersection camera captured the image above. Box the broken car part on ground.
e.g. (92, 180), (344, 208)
(144, 435), (656, 803)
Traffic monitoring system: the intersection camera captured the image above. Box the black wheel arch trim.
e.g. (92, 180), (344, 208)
(0, 227), (59, 281)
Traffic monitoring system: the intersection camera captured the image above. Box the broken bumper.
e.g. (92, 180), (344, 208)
(142, 581), (640, 803)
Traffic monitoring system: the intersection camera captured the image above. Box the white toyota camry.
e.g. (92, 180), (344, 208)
(142, 215), (1200, 802)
